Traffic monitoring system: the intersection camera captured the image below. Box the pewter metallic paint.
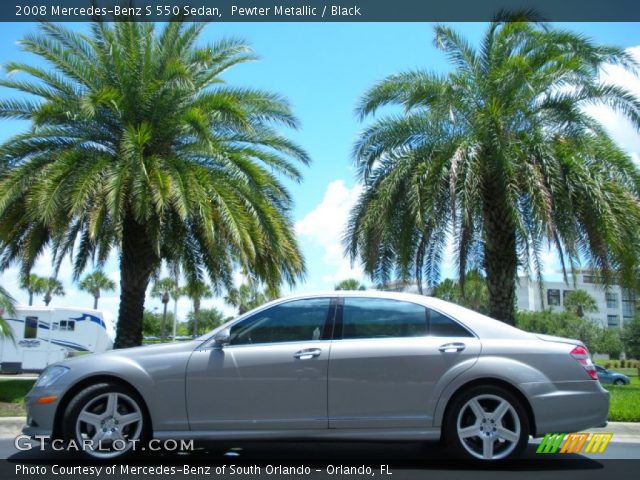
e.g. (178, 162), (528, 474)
(23, 291), (609, 445)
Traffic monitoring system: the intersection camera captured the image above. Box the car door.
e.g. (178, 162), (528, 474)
(328, 297), (481, 429)
(186, 297), (335, 430)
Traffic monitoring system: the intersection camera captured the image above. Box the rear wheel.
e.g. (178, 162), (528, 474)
(444, 385), (529, 461)
(613, 379), (625, 385)
(63, 382), (148, 459)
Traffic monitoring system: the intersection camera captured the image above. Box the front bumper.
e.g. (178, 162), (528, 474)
(22, 385), (67, 438)
(522, 380), (610, 436)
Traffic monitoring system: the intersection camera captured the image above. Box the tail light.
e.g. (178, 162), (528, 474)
(570, 345), (598, 380)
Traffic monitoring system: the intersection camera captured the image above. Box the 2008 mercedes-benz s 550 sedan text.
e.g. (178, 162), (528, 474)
(23, 291), (609, 461)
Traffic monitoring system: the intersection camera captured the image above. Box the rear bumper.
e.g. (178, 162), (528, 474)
(521, 380), (609, 436)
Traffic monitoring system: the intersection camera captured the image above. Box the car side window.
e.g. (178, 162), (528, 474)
(229, 298), (331, 346)
(428, 309), (474, 337)
(342, 298), (427, 339)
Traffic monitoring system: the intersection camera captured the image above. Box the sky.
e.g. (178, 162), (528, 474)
(0, 21), (639, 325)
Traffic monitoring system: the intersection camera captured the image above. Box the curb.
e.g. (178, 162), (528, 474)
(585, 421), (640, 436)
(1, 417), (639, 439)
(0, 417), (24, 437)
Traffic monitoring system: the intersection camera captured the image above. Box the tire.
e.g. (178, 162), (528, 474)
(63, 382), (149, 460)
(444, 385), (530, 461)
(613, 379), (625, 385)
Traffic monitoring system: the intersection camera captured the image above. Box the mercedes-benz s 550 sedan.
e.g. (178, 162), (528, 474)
(23, 291), (609, 461)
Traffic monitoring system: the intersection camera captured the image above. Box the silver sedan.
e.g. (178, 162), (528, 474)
(23, 291), (609, 461)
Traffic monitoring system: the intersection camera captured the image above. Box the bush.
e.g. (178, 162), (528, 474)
(621, 359), (627, 368)
(142, 310), (175, 338)
(516, 310), (609, 354)
(605, 362), (612, 369)
(622, 316), (640, 359)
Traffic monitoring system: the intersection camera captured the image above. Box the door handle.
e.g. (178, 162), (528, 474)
(293, 348), (322, 360)
(438, 342), (466, 353)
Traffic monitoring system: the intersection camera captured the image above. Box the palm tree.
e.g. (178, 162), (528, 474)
(78, 270), (116, 309)
(563, 289), (599, 318)
(186, 308), (227, 336)
(346, 16), (640, 325)
(181, 280), (213, 337)
(432, 278), (459, 303)
(151, 277), (176, 341)
(41, 277), (65, 306)
(432, 270), (489, 313)
(225, 282), (278, 315)
(0, 22), (308, 348)
(19, 274), (46, 306)
(168, 263), (184, 341)
(334, 278), (366, 290)
(0, 285), (15, 339)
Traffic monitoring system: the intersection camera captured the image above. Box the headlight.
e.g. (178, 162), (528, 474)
(35, 366), (69, 388)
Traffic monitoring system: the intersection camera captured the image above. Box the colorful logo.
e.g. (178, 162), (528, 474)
(536, 432), (613, 454)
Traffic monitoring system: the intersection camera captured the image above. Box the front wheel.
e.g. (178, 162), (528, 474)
(63, 382), (148, 459)
(444, 385), (530, 461)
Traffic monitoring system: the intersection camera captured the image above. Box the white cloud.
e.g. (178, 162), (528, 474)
(296, 180), (365, 286)
(584, 45), (640, 156)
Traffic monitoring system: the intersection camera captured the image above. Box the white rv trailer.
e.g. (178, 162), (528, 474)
(0, 306), (115, 373)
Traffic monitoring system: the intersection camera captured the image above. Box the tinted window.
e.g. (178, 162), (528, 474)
(428, 310), (473, 337)
(547, 289), (560, 306)
(59, 320), (75, 331)
(342, 298), (427, 339)
(230, 298), (331, 345)
(24, 316), (38, 339)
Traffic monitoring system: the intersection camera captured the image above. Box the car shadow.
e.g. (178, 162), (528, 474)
(7, 440), (605, 471)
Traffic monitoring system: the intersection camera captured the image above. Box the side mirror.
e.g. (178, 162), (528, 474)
(212, 328), (231, 349)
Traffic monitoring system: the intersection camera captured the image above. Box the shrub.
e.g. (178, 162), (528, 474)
(622, 316), (640, 359)
(621, 359), (627, 368)
(605, 362), (612, 369)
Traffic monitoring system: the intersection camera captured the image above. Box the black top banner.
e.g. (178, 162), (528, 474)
(3, 0), (640, 22)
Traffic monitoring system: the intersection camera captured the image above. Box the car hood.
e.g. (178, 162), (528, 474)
(56, 340), (201, 369)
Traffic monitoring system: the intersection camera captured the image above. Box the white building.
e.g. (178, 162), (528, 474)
(379, 272), (636, 329)
(516, 272), (636, 328)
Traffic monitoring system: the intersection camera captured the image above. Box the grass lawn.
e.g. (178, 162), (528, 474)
(0, 379), (34, 417)
(605, 383), (640, 422)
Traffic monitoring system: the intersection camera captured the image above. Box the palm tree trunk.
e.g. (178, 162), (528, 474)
(28, 291), (33, 306)
(482, 180), (517, 325)
(93, 295), (99, 310)
(161, 302), (168, 341)
(172, 299), (178, 341)
(193, 297), (201, 338)
(44, 292), (51, 306)
(115, 216), (157, 349)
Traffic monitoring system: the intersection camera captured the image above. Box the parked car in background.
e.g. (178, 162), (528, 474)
(595, 364), (630, 385)
(23, 291), (609, 461)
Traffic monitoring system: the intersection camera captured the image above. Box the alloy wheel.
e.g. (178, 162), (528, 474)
(456, 393), (521, 460)
(74, 391), (143, 459)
